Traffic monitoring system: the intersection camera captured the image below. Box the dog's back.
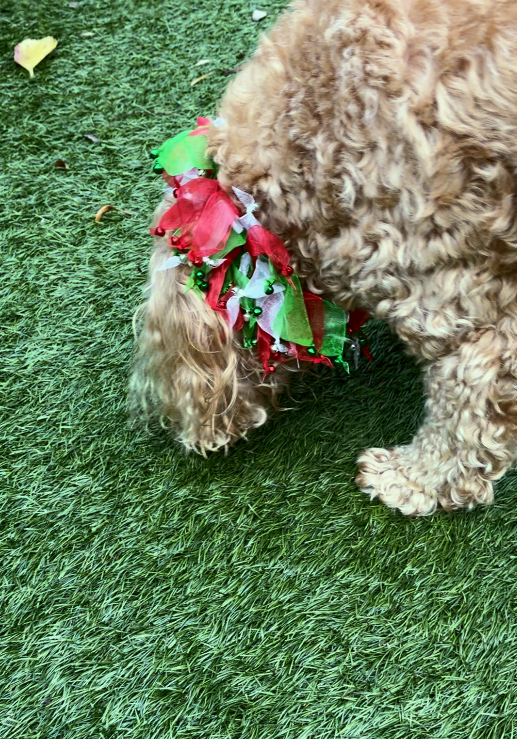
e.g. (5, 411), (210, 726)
(209, 0), (517, 351)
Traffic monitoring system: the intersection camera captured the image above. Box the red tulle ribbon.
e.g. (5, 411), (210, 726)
(154, 178), (239, 258)
(346, 308), (372, 362)
(246, 225), (291, 271)
(303, 292), (325, 351)
(288, 343), (333, 368)
(257, 326), (271, 368)
(188, 117), (212, 137)
(347, 309), (369, 334)
(206, 246), (243, 321)
(257, 326), (290, 378)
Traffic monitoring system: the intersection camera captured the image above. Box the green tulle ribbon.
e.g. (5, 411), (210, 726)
(321, 299), (348, 356)
(231, 261), (251, 290)
(152, 130), (213, 175)
(220, 228), (246, 254)
(272, 275), (313, 346)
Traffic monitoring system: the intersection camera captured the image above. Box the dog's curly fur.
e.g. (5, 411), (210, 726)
(132, 0), (517, 515)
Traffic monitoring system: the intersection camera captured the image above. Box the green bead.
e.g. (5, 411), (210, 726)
(152, 162), (164, 173)
(194, 269), (205, 279)
(250, 338), (258, 347)
(198, 280), (209, 291)
(359, 337), (367, 346)
(307, 346), (318, 356)
(149, 148), (160, 159)
(264, 283), (274, 295)
(253, 306), (263, 316)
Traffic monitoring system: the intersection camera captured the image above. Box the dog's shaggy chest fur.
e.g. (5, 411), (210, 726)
(132, 0), (517, 515)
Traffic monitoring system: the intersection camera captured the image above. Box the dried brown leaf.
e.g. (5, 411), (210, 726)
(191, 72), (214, 86)
(94, 204), (133, 222)
(221, 65), (243, 76)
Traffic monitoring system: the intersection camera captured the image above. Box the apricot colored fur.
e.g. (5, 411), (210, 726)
(132, 0), (517, 515)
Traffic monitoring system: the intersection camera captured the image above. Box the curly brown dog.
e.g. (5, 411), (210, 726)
(131, 0), (517, 516)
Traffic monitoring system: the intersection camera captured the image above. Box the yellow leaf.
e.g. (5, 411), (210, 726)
(14, 37), (58, 78)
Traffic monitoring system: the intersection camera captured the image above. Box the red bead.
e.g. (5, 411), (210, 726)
(155, 226), (166, 237)
(170, 235), (180, 246)
(281, 265), (293, 276)
(264, 365), (276, 374)
(188, 251), (203, 265)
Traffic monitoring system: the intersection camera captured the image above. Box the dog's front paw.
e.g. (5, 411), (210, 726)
(356, 447), (438, 516)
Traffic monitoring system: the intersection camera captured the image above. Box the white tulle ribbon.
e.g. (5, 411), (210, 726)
(232, 186), (261, 233)
(246, 257), (284, 298)
(203, 257), (226, 268)
(238, 252), (252, 276)
(256, 292), (287, 347)
(177, 167), (200, 186)
(158, 254), (225, 272)
(226, 257), (285, 328)
(226, 290), (243, 327)
(233, 187), (258, 212)
(271, 339), (289, 353)
(158, 255), (186, 271)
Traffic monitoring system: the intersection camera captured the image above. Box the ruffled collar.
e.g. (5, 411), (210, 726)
(149, 118), (370, 376)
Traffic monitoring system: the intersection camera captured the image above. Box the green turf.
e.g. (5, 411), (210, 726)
(3, 1), (517, 737)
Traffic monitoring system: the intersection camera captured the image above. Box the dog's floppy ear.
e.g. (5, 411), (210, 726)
(130, 231), (274, 453)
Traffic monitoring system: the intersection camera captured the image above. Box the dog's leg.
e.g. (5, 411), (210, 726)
(357, 330), (517, 515)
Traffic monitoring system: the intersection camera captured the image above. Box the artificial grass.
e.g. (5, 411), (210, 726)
(3, 1), (517, 737)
